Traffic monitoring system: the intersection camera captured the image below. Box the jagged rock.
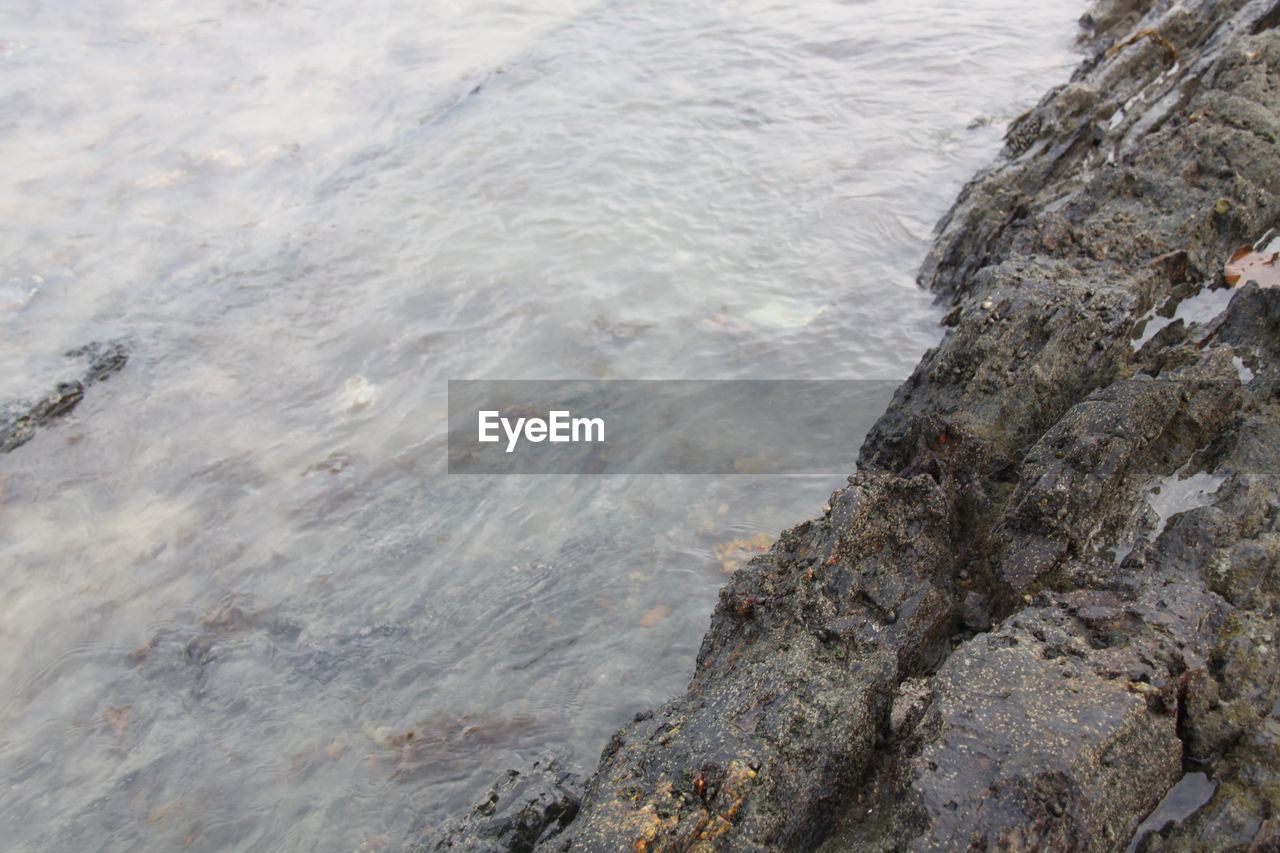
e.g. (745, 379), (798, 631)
(420, 757), (582, 852)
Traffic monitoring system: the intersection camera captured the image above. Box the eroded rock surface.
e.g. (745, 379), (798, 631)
(437, 0), (1280, 849)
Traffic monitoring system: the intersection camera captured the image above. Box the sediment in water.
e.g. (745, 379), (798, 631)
(433, 0), (1280, 848)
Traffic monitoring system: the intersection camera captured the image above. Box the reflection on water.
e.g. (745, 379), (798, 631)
(1, 0), (1083, 848)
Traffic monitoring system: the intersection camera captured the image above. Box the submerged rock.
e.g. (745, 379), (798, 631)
(0, 339), (129, 453)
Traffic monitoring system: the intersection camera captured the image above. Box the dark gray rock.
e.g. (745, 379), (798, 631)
(419, 757), (581, 852)
(0, 339), (129, 453)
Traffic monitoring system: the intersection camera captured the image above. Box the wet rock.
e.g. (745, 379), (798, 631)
(920, 0), (1280, 301)
(888, 678), (931, 738)
(68, 340), (129, 385)
(419, 757), (581, 852)
(989, 353), (1241, 599)
(959, 590), (992, 631)
(551, 471), (957, 849)
(1138, 721), (1280, 851)
(1, 382), (85, 452)
(893, 620), (1181, 850)
(1129, 772), (1219, 851)
(0, 339), (129, 453)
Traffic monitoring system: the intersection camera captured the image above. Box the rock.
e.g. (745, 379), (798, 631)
(419, 758), (581, 852)
(1139, 720), (1280, 851)
(68, 340), (129, 385)
(0, 339), (129, 453)
(874, 617), (1182, 850)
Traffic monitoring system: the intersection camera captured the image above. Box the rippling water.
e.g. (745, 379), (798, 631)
(1, 1), (1083, 849)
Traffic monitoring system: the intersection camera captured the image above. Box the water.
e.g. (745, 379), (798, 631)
(1113, 462), (1226, 566)
(1132, 282), (1237, 350)
(0, 1), (1084, 849)
(1126, 772), (1218, 852)
(1145, 468), (1226, 539)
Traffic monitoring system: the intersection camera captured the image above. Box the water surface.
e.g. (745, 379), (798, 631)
(1, 0), (1084, 848)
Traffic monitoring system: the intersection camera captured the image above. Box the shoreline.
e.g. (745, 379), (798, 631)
(437, 0), (1280, 849)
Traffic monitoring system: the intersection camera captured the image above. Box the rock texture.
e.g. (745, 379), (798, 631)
(421, 757), (582, 852)
(442, 0), (1280, 849)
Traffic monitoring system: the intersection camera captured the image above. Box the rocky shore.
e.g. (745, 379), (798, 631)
(435, 0), (1280, 849)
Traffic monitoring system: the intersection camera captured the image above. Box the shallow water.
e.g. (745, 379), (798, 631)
(1, 1), (1084, 849)
(1132, 282), (1238, 350)
(1113, 462), (1226, 565)
(1126, 772), (1218, 852)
